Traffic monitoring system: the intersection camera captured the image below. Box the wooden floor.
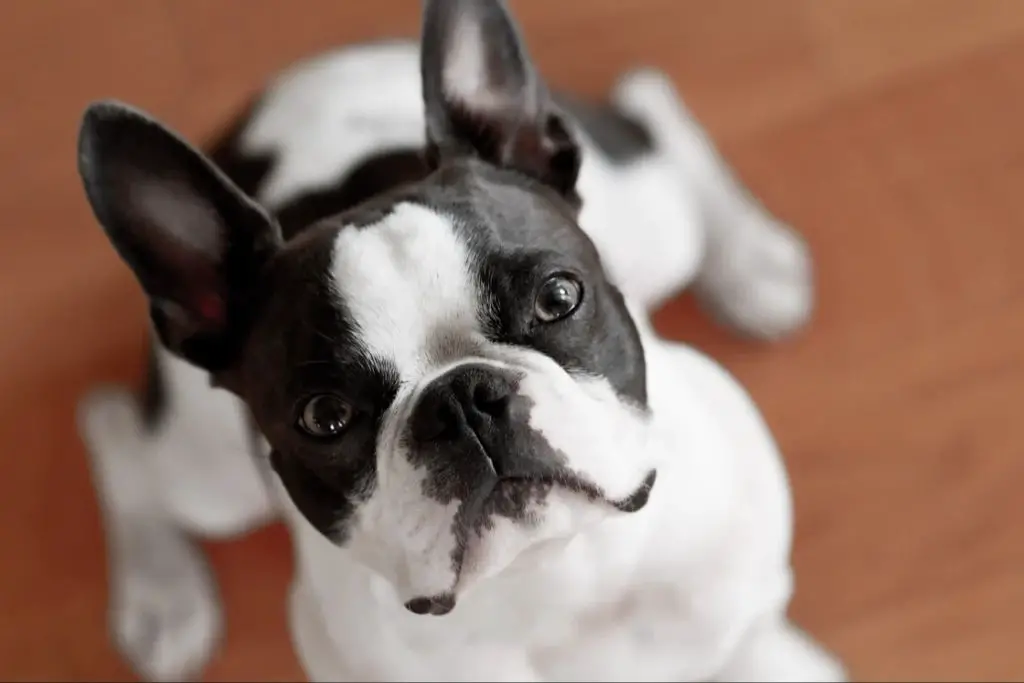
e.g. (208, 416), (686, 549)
(2, 1), (1023, 680)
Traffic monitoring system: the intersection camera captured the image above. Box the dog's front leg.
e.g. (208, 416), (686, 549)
(711, 616), (847, 683)
(613, 70), (814, 341)
(78, 387), (222, 682)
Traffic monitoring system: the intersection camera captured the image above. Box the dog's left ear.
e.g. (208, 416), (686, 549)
(77, 101), (283, 373)
(420, 0), (581, 197)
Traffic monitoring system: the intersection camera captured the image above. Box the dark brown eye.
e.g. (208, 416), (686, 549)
(534, 274), (583, 323)
(298, 394), (353, 439)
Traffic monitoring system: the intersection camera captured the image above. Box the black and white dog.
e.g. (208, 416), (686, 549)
(76, 0), (845, 680)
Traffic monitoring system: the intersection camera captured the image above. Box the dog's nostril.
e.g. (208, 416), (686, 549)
(411, 365), (516, 444)
(473, 382), (510, 418)
(411, 391), (463, 442)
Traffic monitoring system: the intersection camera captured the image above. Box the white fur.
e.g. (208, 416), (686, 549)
(241, 43), (425, 209)
(329, 202), (484, 381)
(77, 388), (223, 681)
(79, 42), (836, 681)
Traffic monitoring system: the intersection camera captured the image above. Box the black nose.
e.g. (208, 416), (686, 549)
(410, 362), (516, 450)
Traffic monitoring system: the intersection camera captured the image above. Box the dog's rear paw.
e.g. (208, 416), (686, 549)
(695, 216), (814, 341)
(110, 524), (222, 682)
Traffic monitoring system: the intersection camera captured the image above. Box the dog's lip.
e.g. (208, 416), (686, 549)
(491, 468), (658, 513)
(401, 469), (658, 618)
(403, 593), (456, 616)
(610, 468), (659, 513)
(451, 468), (659, 571)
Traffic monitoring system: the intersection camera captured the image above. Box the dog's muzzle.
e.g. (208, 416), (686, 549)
(408, 362), (546, 485)
(399, 361), (657, 616)
(409, 362), (517, 462)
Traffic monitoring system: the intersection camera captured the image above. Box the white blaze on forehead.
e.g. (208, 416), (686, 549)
(329, 202), (483, 380)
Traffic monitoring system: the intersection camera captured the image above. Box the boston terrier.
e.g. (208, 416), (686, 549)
(75, 0), (846, 680)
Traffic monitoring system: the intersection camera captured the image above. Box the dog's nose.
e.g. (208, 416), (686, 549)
(410, 363), (517, 463)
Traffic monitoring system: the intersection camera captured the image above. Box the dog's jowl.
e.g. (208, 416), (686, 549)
(76, 0), (841, 680)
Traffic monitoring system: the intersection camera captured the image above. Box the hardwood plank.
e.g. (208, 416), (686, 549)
(0, 0), (190, 159)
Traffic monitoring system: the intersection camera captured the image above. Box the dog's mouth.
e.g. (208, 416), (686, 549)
(402, 468), (657, 616)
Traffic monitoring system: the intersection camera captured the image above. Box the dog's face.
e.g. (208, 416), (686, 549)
(77, 0), (657, 613)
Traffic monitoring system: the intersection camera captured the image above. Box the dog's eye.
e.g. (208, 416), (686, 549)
(297, 394), (353, 439)
(534, 274), (583, 323)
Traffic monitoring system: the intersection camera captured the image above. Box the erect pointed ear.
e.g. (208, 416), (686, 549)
(77, 100), (282, 372)
(420, 0), (581, 197)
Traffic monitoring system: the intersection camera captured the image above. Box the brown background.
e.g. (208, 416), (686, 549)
(2, 1), (1023, 681)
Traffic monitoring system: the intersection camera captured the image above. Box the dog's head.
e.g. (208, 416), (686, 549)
(77, 0), (657, 613)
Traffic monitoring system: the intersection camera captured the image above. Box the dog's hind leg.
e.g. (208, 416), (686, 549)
(78, 386), (222, 682)
(78, 342), (280, 680)
(612, 69), (815, 341)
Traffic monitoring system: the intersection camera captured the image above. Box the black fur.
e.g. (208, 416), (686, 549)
(139, 340), (166, 430)
(78, 102), (282, 373)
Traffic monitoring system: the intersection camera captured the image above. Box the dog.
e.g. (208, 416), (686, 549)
(75, 0), (846, 680)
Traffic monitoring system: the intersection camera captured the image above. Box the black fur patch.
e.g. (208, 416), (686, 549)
(238, 226), (401, 542)
(139, 338), (166, 431)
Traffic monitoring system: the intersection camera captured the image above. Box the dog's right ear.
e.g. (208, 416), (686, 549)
(78, 101), (282, 372)
(420, 0), (581, 197)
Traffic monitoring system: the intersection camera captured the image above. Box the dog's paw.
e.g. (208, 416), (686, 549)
(695, 215), (814, 341)
(109, 523), (222, 682)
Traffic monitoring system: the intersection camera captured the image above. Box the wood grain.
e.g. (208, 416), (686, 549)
(1, 1), (1022, 680)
